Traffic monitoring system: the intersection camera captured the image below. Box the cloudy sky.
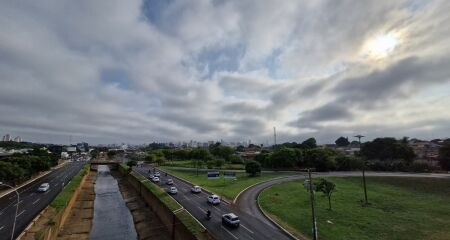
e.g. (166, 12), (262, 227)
(1, 0), (449, 145)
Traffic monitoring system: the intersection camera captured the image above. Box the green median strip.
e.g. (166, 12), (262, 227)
(122, 164), (208, 239)
(50, 164), (89, 211)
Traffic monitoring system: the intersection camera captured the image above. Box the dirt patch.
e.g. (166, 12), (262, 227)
(112, 171), (171, 240)
(57, 170), (97, 240)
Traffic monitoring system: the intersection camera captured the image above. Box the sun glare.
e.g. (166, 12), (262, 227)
(364, 33), (399, 59)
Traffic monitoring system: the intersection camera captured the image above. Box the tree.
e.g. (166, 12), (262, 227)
(107, 150), (117, 159)
(236, 145), (245, 152)
(302, 138), (317, 149)
(304, 148), (337, 171)
(190, 148), (213, 162)
(361, 138), (416, 163)
(315, 178), (336, 210)
(127, 160), (137, 168)
(438, 142), (450, 171)
(335, 137), (350, 147)
(245, 161), (261, 177)
(270, 147), (300, 168)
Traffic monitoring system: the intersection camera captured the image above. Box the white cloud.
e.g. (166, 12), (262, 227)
(0, 0), (449, 144)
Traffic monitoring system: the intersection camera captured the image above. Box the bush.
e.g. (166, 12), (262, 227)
(229, 154), (244, 164)
(335, 155), (363, 171)
(408, 161), (437, 172)
(245, 161), (261, 177)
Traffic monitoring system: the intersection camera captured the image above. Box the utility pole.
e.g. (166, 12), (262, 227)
(308, 169), (318, 240)
(354, 134), (368, 205)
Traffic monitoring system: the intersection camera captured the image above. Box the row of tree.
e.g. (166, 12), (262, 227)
(0, 148), (59, 185)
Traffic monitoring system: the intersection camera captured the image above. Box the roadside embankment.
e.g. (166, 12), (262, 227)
(119, 165), (214, 240)
(112, 170), (170, 240)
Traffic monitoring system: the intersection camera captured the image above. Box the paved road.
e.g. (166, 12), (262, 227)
(0, 161), (86, 240)
(134, 165), (293, 240)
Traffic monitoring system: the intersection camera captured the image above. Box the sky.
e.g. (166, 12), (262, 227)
(0, 0), (449, 145)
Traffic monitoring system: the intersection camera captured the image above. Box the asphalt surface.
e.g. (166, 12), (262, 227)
(0, 161), (86, 240)
(133, 165), (293, 240)
(91, 165), (137, 240)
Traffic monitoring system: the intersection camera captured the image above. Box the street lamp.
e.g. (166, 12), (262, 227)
(302, 168), (318, 240)
(0, 182), (20, 240)
(354, 134), (368, 205)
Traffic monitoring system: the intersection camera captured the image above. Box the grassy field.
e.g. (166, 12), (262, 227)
(161, 160), (246, 170)
(259, 177), (450, 240)
(161, 168), (291, 199)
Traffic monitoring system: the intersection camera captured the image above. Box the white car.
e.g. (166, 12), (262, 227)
(154, 172), (161, 177)
(168, 186), (178, 194)
(152, 177), (160, 183)
(207, 194), (221, 205)
(166, 179), (174, 185)
(191, 185), (202, 193)
(37, 183), (50, 192)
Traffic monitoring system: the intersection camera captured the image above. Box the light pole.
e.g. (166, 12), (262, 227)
(354, 134), (368, 205)
(0, 182), (20, 240)
(306, 168), (318, 240)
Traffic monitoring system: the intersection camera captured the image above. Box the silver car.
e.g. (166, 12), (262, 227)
(37, 183), (50, 192)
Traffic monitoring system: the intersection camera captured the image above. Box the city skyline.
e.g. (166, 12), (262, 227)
(1, 0), (450, 144)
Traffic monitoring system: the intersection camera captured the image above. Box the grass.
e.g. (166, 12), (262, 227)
(50, 164), (89, 210)
(161, 168), (291, 199)
(259, 177), (450, 240)
(161, 159), (246, 170)
(176, 210), (208, 240)
(125, 166), (208, 239)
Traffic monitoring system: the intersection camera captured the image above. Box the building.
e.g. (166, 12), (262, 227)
(409, 139), (441, 166)
(2, 134), (11, 142)
(13, 136), (22, 142)
(76, 142), (89, 152)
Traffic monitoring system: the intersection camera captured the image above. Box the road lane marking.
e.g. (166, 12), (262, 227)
(17, 210), (25, 217)
(32, 198), (40, 205)
(241, 224), (254, 234)
(221, 226), (239, 239)
(213, 205), (222, 212)
(197, 206), (206, 212)
(0, 225), (4, 231)
(13, 200), (23, 206)
(30, 193), (36, 196)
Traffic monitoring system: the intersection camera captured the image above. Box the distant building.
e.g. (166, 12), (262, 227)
(48, 145), (63, 156)
(76, 142), (89, 152)
(2, 134), (11, 142)
(13, 136), (22, 142)
(66, 146), (77, 153)
(408, 139), (441, 165)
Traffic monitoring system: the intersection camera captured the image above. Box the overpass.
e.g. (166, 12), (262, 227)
(90, 159), (121, 170)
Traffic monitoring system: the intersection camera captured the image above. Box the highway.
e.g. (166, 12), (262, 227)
(134, 165), (293, 240)
(0, 161), (86, 240)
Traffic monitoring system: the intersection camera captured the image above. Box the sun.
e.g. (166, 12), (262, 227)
(363, 33), (399, 59)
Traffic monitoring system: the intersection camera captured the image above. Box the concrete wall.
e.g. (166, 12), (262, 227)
(119, 166), (213, 240)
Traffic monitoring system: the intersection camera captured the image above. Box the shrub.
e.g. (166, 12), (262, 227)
(245, 161), (261, 177)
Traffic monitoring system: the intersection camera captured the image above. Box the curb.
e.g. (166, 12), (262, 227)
(232, 175), (296, 204)
(256, 190), (301, 240)
(0, 161), (68, 199)
(17, 206), (50, 240)
(158, 168), (232, 204)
